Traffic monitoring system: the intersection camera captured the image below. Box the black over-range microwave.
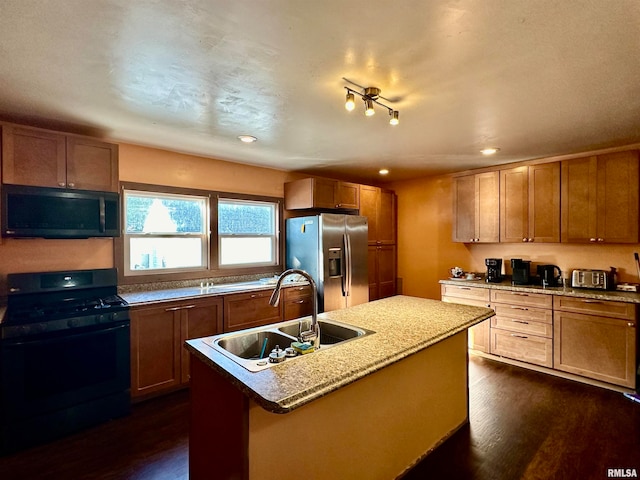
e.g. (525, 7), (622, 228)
(1, 184), (120, 239)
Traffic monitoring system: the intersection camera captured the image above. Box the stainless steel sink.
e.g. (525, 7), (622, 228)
(203, 318), (374, 372)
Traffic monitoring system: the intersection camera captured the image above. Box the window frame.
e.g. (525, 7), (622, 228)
(217, 196), (279, 269)
(115, 182), (283, 285)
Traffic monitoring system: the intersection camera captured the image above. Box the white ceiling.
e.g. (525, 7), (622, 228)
(1, 0), (639, 184)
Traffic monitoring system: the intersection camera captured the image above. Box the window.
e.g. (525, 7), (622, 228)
(118, 183), (282, 282)
(218, 198), (278, 267)
(123, 190), (209, 275)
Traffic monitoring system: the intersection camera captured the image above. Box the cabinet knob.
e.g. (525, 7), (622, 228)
(528, 238), (533, 242)
(597, 238), (604, 242)
(67, 182), (75, 188)
(58, 182), (66, 187)
(629, 322), (635, 327)
(522, 238), (528, 242)
(589, 238), (597, 242)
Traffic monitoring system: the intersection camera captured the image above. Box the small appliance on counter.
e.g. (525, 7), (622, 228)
(485, 258), (502, 283)
(511, 259), (531, 285)
(571, 269), (611, 290)
(537, 264), (562, 287)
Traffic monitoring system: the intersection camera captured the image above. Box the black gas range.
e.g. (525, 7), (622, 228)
(0, 268), (131, 454)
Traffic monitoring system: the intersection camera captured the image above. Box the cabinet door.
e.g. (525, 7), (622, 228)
(336, 182), (360, 209)
(223, 290), (282, 332)
(130, 304), (181, 398)
(312, 178), (339, 209)
(476, 172), (500, 242)
(500, 166), (529, 242)
(441, 289), (492, 353)
(2, 125), (66, 188)
(377, 245), (397, 299)
(368, 245), (379, 301)
(66, 137), (119, 192)
(180, 297), (224, 384)
(360, 185), (379, 243)
(528, 163), (560, 242)
(377, 188), (396, 244)
(596, 151), (639, 243)
(554, 311), (636, 387)
(452, 175), (476, 242)
(561, 156), (597, 242)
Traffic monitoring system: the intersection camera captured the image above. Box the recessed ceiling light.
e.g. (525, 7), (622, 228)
(379, 168), (389, 175)
(237, 135), (257, 143)
(480, 147), (500, 155)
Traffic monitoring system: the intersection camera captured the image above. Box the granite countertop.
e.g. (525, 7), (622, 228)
(439, 278), (640, 304)
(185, 295), (494, 414)
(120, 280), (307, 306)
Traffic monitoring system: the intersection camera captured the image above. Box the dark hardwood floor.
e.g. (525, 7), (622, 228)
(1, 355), (639, 479)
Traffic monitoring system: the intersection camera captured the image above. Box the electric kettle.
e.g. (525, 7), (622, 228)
(536, 264), (562, 287)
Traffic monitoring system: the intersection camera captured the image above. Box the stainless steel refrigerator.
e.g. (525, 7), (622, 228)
(286, 214), (368, 312)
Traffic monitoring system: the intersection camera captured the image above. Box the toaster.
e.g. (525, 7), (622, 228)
(571, 269), (609, 290)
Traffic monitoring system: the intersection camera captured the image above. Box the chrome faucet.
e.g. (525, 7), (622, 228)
(269, 268), (320, 348)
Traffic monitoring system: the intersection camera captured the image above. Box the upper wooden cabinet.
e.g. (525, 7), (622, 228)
(500, 163), (560, 243)
(359, 185), (396, 245)
(2, 124), (118, 192)
(284, 178), (359, 210)
(452, 171), (499, 243)
(561, 151), (639, 243)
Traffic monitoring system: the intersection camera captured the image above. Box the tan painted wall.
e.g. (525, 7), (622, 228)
(0, 143), (300, 293)
(392, 174), (640, 300)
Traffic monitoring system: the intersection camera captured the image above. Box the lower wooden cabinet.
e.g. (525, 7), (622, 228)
(223, 289), (282, 332)
(282, 285), (313, 320)
(490, 291), (554, 368)
(130, 296), (223, 399)
(554, 297), (637, 388)
(441, 284), (492, 353)
(368, 245), (396, 301)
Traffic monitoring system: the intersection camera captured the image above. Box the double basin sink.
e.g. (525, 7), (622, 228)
(204, 317), (375, 372)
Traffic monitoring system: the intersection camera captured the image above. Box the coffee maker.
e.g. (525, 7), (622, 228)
(511, 259), (531, 285)
(485, 258), (502, 283)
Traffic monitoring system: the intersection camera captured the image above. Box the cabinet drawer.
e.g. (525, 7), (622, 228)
(493, 303), (552, 324)
(553, 296), (636, 320)
(283, 285), (312, 300)
(441, 285), (490, 302)
(442, 296), (490, 308)
(491, 317), (553, 338)
(490, 290), (553, 308)
(490, 329), (553, 368)
(223, 290), (282, 332)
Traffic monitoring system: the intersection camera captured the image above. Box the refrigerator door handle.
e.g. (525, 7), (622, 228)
(344, 233), (351, 297)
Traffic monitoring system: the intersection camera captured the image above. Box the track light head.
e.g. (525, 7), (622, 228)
(345, 91), (355, 111)
(364, 98), (375, 116)
(389, 110), (399, 125)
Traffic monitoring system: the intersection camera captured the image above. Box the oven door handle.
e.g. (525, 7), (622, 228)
(2, 322), (130, 347)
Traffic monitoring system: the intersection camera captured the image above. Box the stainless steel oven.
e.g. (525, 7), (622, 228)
(0, 268), (130, 454)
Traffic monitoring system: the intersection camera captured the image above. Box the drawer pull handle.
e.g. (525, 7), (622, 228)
(582, 300), (602, 304)
(629, 323), (636, 327)
(165, 306), (181, 312)
(510, 306), (529, 311)
(512, 320), (530, 324)
(511, 334), (529, 339)
(295, 300), (306, 304)
(457, 287), (471, 290)
(182, 305), (196, 309)
(511, 293), (529, 296)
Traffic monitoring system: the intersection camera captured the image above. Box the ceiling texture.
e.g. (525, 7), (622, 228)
(1, 0), (639, 184)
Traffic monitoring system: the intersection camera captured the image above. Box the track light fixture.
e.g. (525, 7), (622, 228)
(344, 85), (399, 125)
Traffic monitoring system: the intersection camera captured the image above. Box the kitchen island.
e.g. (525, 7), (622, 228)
(185, 295), (494, 480)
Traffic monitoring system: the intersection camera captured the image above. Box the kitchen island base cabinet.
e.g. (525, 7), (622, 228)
(189, 331), (469, 480)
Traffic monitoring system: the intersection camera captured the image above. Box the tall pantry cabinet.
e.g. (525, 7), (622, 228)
(360, 185), (397, 301)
